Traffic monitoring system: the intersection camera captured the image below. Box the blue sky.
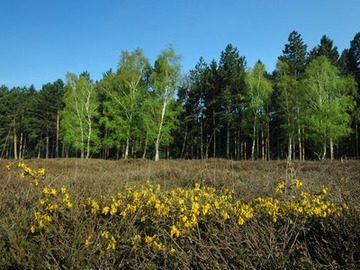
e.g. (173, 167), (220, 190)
(1, 0), (359, 89)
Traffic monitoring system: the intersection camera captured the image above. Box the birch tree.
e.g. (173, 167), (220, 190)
(244, 61), (273, 160)
(61, 72), (99, 158)
(302, 56), (356, 159)
(277, 31), (308, 160)
(274, 60), (303, 160)
(100, 49), (150, 159)
(149, 46), (181, 161)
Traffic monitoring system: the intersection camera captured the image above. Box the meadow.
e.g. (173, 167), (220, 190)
(1, 158), (360, 269)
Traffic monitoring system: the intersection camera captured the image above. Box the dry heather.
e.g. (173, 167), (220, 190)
(0, 158), (359, 269)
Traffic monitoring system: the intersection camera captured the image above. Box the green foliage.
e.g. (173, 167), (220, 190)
(301, 56), (356, 158)
(150, 45), (182, 160)
(99, 49), (150, 159)
(274, 60), (300, 139)
(308, 35), (340, 66)
(1, 32), (360, 160)
(244, 61), (273, 159)
(278, 31), (308, 79)
(61, 72), (100, 158)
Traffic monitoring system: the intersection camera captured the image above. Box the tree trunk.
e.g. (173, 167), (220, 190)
(234, 130), (238, 160)
(243, 141), (247, 160)
(322, 142), (327, 160)
(356, 122), (359, 159)
(155, 92), (168, 161)
(251, 115), (256, 160)
(124, 138), (129, 160)
(37, 147), (41, 159)
(86, 123), (91, 159)
(261, 129), (265, 160)
(287, 137), (292, 161)
(46, 134), (49, 159)
(213, 110), (216, 158)
(330, 138), (334, 160)
(301, 127), (305, 160)
(180, 127), (187, 159)
(56, 111), (60, 158)
(18, 132), (23, 160)
(226, 121), (230, 159)
(13, 126), (18, 160)
(142, 135), (148, 159)
(298, 127), (302, 161)
(200, 117), (204, 159)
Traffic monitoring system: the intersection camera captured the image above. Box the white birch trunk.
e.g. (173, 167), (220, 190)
(330, 138), (334, 160)
(155, 87), (168, 161)
(287, 137), (292, 161)
(251, 114), (256, 160)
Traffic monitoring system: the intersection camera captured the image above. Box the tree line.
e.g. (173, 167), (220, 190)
(1, 31), (360, 160)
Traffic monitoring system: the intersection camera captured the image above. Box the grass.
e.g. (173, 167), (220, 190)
(0, 158), (360, 269)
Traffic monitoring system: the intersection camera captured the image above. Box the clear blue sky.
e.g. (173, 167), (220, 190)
(1, 0), (359, 89)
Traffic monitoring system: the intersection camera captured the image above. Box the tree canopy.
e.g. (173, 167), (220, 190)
(1, 32), (360, 160)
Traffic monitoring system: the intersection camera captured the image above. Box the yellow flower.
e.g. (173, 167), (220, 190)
(43, 214), (52, 222)
(102, 206), (110, 215)
(34, 211), (41, 220)
(38, 220), (45, 228)
(61, 186), (67, 194)
(202, 203), (211, 216)
(294, 179), (303, 189)
(6, 164), (11, 171)
(276, 181), (285, 193)
(133, 234), (141, 244)
(45, 203), (58, 213)
(62, 193), (72, 208)
(221, 211), (230, 220)
(30, 226), (36, 234)
(107, 236), (116, 250)
(39, 199), (46, 205)
(18, 161), (25, 168)
(25, 167), (35, 177)
(322, 186), (328, 195)
(237, 216), (245, 225)
(153, 240), (164, 250)
(101, 230), (110, 239)
(90, 200), (100, 214)
(214, 200), (220, 209)
(145, 235), (156, 245)
(37, 168), (46, 176)
(170, 225), (180, 238)
(170, 247), (176, 254)
(194, 183), (201, 192)
(66, 201), (73, 208)
(85, 236), (92, 247)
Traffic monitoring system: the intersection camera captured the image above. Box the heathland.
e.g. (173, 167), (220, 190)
(1, 159), (360, 269)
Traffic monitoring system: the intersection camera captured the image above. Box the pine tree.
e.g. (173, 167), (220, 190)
(278, 31), (308, 79)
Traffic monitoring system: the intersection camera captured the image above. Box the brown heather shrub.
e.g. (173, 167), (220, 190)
(0, 158), (360, 269)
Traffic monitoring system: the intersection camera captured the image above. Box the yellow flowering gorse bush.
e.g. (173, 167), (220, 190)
(14, 162), (73, 234)
(11, 162), (349, 256)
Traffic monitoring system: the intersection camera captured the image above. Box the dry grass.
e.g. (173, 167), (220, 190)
(1, 158), (360, 269)
(2, 158), (358, 200)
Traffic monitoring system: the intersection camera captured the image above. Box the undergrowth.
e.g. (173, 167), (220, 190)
(0, 159), (359, 269)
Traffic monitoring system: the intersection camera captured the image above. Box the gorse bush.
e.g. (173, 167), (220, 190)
(1, 161), (360, 269)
